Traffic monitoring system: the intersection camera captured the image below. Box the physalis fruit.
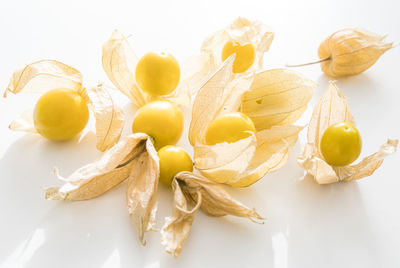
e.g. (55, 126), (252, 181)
(34, 89), (89, 141)
(135, 51), (181, 96)
(132, 101), (183, 149)
(205, 112), (256, 145)
(320, 122), (362, 166)
(158, 145), (193, 186)
(221, 41), (255, 73)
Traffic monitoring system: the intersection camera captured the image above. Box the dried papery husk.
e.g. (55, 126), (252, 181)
(160, 176), (196, 258)
(8, 109), (37, 133)
(297, 81), (398, 184)
(3, 60), (83, 98)
(196, 126), (303, 187)
(318, 28), (393, 77)
(102, 30), (192, 108)
(161, 171), (263, 258)
(45, 133), (151, 200)
(5, 60), (83, 134)
(85, 84), (125, 152)
(230, 125), (303, 187)
(241, 69), (316, 130)
(190, 58), (310, 187)
(5, 60), (125, 150)
(126, 137), (159, 245)
(189, 56), (250, 145)
(200, 17), (274, 75)
(180, 53), (214, 97)
(102, 30), (146, 107)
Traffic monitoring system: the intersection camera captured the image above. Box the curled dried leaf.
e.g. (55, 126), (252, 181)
(85, 84), (125, 152)
(161, 171), (263, 257)
(297, 81), (398, 184)
(102, 30), (192, 107)
(45, 134), (150, 200)
(318, 28), (393, 77)
(241, 69), (316, 130)
(126, 137), (159, 245)
(4, 60), (82, 98)
(200, 17), (274, 75)
(190, 59), (311, 186)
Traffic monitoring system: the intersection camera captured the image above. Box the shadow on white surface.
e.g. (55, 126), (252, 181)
(0, 109), (386, 268)
(287, 176), (379, 268)
(0, 133), (143, 268)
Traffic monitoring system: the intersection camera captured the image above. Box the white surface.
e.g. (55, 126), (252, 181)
(1, 0), (399, 267)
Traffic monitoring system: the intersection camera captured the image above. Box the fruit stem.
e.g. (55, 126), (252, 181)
(286, 56), (331, 67)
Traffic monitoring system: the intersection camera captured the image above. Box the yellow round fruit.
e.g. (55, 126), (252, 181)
(158, 145), (193, 186)
(221, 41), (255, 73)
(205, 112), (256, 145)
(33, 89), (89, 141)
(320, 122), (362, 166)
(135, 51), (180, 96)
(132, 101), (184, 149)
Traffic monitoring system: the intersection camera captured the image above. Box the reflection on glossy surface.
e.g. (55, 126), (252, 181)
(272, 232), (288, 268)
(101, 249), (121, 268)
(3, 229), (45, 267)
(0, 93), (398, 267)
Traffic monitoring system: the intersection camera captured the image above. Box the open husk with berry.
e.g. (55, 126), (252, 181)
(4, 60), (124, 152)
(102, 30), (202, 107)
(198, 17), (274, 75)
(297, 81), (398, 184)
(189, 56), (316, 187)
(158, 56), (316, 257)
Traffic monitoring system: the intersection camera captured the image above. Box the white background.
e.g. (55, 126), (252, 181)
(1, 0), (399, 267)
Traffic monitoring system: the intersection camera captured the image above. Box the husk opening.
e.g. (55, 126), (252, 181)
(190, 59), (314, 187)
(297, 81), (398, 184)
(102, 30), (194, 108)
(5, 60), (125, 150)
(200, 17), (274, 76)
(161, 171), (263, 257)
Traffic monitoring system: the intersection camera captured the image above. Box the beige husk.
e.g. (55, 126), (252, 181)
(102, 30), (193, 108)
(126, 136), (160, 245)
(8, 109), (37, 133)
(85, 84), (125, 152)
(4, 59), (82, 97)
(102, 30), (146, 107)
(200, 17), (274, 75)
(189, 58), (314, 187)
(318, 28), (393, 77)
(46, 134), (160, 244)
(5, 60), (124, 151)
(297, 81), (398, 184)
(241, 69), (316, 130)
(161, 171), (263, 258)
(45, 134), (150, 200)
